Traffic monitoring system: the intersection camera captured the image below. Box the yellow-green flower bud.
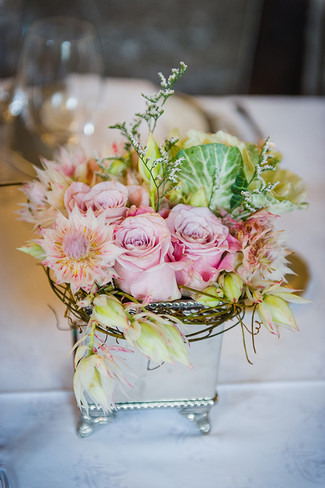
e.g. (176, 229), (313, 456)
(163, 323), (191, 366)
(194, 286), (223, 307)
(92, 295), (129, 330)
(258, 295), (298, 332)
(246, 287), (263, 304)
(132, 321), (172, 364)
(219, 273), (243, 302)
(125, 317), (190, 366)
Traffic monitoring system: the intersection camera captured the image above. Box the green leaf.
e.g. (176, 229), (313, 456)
(18, 241), (45, 259)
(230, 168), (249, 210)
(138, 132), (161, 184)
(108, 159), (128, 176)
(175, 143), (244, 212)
(245, 142), (260, 167)
(250, 192), (309, 215)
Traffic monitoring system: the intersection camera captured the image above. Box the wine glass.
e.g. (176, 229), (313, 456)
(11, 16), (103, 148)
(0, 0), (22, 123)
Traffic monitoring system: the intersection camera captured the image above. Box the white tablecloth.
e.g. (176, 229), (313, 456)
(0, 79), (324, 487)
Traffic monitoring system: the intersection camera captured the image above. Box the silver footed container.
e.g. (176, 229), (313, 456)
(75, 300), (224, 437)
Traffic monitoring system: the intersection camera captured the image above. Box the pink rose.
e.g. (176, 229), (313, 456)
(113, 209), (182, 302)
(64, 181), (128, 224)
(166, 204), (240, 292)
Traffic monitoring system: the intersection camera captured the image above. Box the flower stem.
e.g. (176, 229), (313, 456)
(88, 322), (96, 355)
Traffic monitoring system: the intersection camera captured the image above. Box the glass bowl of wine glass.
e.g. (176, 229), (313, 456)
(10, 16), (104, 151)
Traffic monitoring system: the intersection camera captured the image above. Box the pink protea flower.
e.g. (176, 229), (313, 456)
(123, 309), (190, 367)
(18, 157), (74, 228)
(41, 146), (100, 185)
(18, 180), (49, 226)
(40, 206), (122, 293)
(234, 211), (291, 284)
(73, 340), (133, 415)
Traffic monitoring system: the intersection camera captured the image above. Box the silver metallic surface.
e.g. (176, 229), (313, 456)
(78, 394), (219, 437)
(75, 301), (224, 437)
(146, 299), (205, 315)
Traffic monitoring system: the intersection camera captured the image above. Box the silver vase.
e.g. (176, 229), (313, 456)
(75, 300), (225, 436)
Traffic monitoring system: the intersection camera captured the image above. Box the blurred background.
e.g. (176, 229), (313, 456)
(1, 0), (324, 97)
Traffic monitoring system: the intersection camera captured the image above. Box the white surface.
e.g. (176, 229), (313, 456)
(0, 382), (324, 488)
(0, 80), (325, 487)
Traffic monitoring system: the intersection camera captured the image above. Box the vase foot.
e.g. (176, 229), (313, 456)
(77, 409), (117, 437)
(77, 417), (94, 437)
(179, 403), (214, 434)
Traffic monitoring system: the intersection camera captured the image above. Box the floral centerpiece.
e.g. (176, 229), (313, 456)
(18, 63), (308, 420)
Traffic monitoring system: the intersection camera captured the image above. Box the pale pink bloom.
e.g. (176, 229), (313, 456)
(166, 204), (240, 293)
(34, 160), (71, 190)
(23, 180), (46, 206)
(18, 158), (74, 227)
(64, 181), (129, 224)
(41, 146), (99, 185)
(234, 211), (291, 284)
(19, 181), (69, 229)
(113, 209), (182, 302)
(64, 181), (89, 212)
(18, 181), (48, 225)
(23, 148), (103, 227)
(46, 182), (70, 218)
(234, 210), (276, 240)
(40, 206), (122, 293)
(127, 184), (150, 207)
(239, 233), (289, 284)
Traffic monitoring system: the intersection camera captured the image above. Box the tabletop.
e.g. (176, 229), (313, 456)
(0, 78), (325, 488)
